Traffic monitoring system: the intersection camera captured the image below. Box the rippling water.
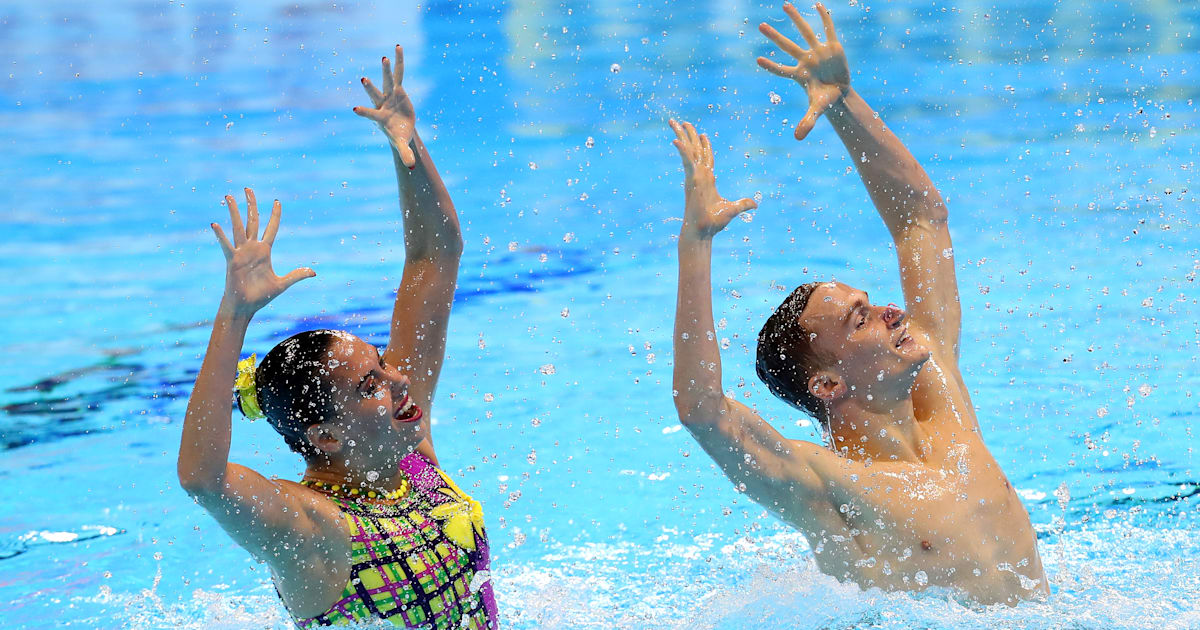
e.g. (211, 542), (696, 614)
(1, 0), (1197, 628)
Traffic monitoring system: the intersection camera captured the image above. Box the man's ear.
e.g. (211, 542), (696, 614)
(808, 371), (847, 402)
(305, 423), (342, 455)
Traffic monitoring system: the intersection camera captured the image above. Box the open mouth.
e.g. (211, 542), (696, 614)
(393, 395), (423, 423)
(894, 328), (912, 349)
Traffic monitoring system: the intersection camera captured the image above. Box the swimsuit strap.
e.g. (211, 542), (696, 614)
(397, 452), (499, 624)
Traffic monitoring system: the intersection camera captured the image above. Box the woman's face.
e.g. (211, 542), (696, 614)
(315, 333), (424, 468)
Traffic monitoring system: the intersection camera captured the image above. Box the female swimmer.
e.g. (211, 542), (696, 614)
(177, 46), (497, 629)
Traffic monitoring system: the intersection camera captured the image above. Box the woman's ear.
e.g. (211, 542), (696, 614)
(305, 423), (342, 455)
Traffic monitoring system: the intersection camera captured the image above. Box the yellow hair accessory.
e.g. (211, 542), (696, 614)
(234, 354), (265, 420)
(429, 468), (485, 551)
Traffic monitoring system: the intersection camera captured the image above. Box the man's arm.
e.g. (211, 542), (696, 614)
(356, 47), (464, 464)
(668, 119), (829, 518)
(828, 91), (960, 360)
(758, 3), (961, 361)
(177, 190), (333, 570)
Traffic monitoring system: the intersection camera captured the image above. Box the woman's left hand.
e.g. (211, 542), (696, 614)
(354, 45), (418, 168)
(211, 188), (316, 317)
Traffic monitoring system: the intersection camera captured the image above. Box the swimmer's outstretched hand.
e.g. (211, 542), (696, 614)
(354, 45), (418, 168)
(210, 188), (316, 316)
(670, 118), (757, 240)
(757, 3), (850, 141)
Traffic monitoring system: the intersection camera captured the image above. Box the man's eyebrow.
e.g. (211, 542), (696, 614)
(843, 298), (867, 325)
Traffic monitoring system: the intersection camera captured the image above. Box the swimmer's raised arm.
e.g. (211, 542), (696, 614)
(355, 46), (463, 464)
(758, 4), (961, 361)
(177, 191), (332, 566)
(669, 119), (841, 522)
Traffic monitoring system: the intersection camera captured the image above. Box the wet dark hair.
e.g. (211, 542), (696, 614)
(239, 329), (345, 457)
(755, 282), (830, 424)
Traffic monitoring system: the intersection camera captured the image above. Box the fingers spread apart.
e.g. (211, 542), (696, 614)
(225, 194), (246, 246)
(393, 45), (405, 86)
(816, 4), (838, 42)
(262, 200), (282, 245)
(783, 3), (820, 47)
(381, 55), (394, 94)
(756, 56), (793, 79)
(669, 118), (703, 164)
(244, 187), (259, 241)
(758, 22), (806, 60)
(361, 77), (384, 106)
(353, 106), (386, 122)
(281, 267), (318, 289)
(211, 222), (234, 259)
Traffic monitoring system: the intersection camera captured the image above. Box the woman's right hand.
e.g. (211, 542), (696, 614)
(354, 45), (418, 168)
(211, 188), (316, 317)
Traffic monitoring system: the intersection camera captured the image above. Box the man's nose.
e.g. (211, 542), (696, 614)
(882, 303), (905, 327)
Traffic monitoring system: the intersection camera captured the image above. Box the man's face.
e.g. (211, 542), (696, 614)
(316, 334), (424, 464)
(797, 282), (931, 395)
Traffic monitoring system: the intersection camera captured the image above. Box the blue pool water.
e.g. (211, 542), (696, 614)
(2, 1), (1198, 628)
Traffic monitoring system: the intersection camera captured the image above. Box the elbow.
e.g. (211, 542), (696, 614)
(176, 462), (223, 498)
(672, 387), (727, 426)
(405, 234), (463, 263)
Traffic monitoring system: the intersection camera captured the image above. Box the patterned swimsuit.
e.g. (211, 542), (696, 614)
(292, 454), (498, 629)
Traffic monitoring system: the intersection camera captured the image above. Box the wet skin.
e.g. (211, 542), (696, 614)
(772, 283), (1046, 602)
(670, 2), (1047, 605)
(178, 46), (466, 621)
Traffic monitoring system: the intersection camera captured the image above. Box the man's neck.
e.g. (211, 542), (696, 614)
(827, 398), (927, 463)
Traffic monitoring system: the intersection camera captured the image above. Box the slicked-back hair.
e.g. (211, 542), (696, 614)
(243, 329), (345, 457)
(756, 282), (829, 424)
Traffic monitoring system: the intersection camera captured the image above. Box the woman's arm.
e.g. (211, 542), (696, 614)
(355, 47), (463, 464)
(176, 190), (330, 566)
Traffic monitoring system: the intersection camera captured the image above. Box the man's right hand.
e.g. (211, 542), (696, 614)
(757, 3), (850, 141)
(669, 118), (756, 241)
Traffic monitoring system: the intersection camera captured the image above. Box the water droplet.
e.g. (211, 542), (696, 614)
(527, 449), (537, 465)
(585, 136), (595, 148)
(768, 91), (781, 105)
(539, 364), (556, 375)
(483, 393), (495, 403)
(914, 570), (928, 586)
(609, 63), (621, 73)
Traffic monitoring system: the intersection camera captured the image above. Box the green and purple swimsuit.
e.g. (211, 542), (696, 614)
(292, 454), (497, 629)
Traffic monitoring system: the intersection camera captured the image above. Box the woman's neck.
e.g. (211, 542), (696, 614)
(302, 458), (407, 494)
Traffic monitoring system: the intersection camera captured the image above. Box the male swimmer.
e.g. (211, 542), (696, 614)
(669, 4), (1047, 604)
(177, 48), (498, 627)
